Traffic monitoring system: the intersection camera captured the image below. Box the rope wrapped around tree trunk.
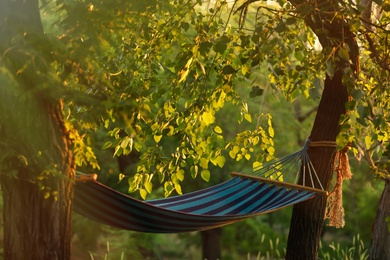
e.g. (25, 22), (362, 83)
(309, 141), (352, 228)
(325, 146), (352, 228)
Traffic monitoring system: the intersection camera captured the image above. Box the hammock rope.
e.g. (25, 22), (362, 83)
(324, 145), (352, 228)
(73, 139), (335, 233)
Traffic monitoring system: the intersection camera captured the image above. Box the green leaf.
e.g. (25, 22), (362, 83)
(253, 161), (263, 170)
(164, 182), (174, 197)
(144, 181), (152, 193)
(214, 126), (223, 134)
(190, 165), (198, 178)
(216, 156), (225, 168)
(154, 135), (163, 143)
(241, 65), (250, 75)
(201, 169), (210, 182)
(213, 35), (230, 54)
(114, 146), (123, 157)
(140, 189), (147, 200)
(221, 65), (236, 75)
(174, 183), (182, 195)
(365, 135), (373, 149)
(244, 113), (252, 123)
(176, 169), (185, 181)
(120, 137), (131, 148)
(102, 141), (112, 149)
(181, 22), (190, 31)
(268, 126), (274, 138)
(199, 41), (213, 56)
(202, 111), (215, 126)
(210, 155), (224, 167)
(229, 145), (240, 159)
(249, 86), (264, 98)
(268, 117), (274, 137)
(352, 89), (364, 100)
(337, 47), (350, 61)
(199, 157), (209, 169)
(267, 146), (275, 156)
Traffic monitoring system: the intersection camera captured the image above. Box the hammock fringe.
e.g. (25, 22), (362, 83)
(325, 146), (352, 228)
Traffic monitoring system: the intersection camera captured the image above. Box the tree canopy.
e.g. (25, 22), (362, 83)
(49, 0), (389, 195)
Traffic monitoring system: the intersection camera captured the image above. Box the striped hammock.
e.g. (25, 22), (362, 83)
(74, 141), (326, 233)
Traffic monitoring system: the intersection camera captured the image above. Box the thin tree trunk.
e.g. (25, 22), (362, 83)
(0, 0), (74, 259)
(369, 178), (390, 260)
(286, 71), (348, 259)
(201, 228), (222, 260)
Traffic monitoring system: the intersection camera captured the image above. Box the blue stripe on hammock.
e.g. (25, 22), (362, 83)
(74, 182), (222, 232)
(148, 178), (243, 206)
(155, 179), (258, 213)
(74, 180), (248, 232)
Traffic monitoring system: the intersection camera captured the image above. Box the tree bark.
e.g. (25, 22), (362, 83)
(0, 0), (74, 259)
(201, 228), (222, 260)
(1, 150), (73, 259)
(369, 178), (390, 260)
(284, 0), (360, 258)
(286, 71), (348, 259)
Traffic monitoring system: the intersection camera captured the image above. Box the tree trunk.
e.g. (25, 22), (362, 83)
(0, 0), (74, 259)
(284, 0), (360, 258)
(286, 71), (348, 259)
(369, 178), (390, 260)
(0, 101), (74, 260)
(1, 159), (73, 259)
(201, 228), (222, 260)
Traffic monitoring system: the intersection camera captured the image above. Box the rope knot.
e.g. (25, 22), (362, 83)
(325, 145), (352, 228)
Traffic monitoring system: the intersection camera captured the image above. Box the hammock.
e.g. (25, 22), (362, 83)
(73, 141), (327, 233)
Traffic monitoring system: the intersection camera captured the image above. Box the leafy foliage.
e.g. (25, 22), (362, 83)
(40, 0), (281, 198)
(37, 0), (390, 199)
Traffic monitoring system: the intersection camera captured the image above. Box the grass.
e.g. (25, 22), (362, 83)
(244, 234), (368, 260)
(87, 232), (369, 259)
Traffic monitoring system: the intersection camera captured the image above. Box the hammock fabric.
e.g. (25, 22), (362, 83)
(73, 141), (326, 233)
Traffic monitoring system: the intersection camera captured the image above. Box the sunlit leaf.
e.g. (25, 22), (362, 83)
(140, 189), (147, 200)
(202, 111), (215, 126)
(244, 113), (252, 123)
(102, 141), (112, 149)
(214, 126), (223, 134)
(174, 183), (182, 195)
(144, 181), (152, 193)
(201, 169), (210, 182)
(190, 165), (198, 179)
(154, 135), (162, 143)
(176, 169), (185, 181)
(199, 157), (209, 169)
